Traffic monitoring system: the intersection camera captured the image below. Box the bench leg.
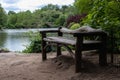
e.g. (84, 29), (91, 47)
(57, 43), (61, 56)
(75, 37), (83, 73)
(42, 40), (47, 61)
(41, 33), (47, 61)
(99, 35), (107, 66)
(75, 50), (82, 73)
(99, 46), (107, 66)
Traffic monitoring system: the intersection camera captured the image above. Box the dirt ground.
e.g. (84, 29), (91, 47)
(0, 51), (120, 80)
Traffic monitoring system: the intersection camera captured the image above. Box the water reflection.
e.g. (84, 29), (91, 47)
(0, 29), (34, 51)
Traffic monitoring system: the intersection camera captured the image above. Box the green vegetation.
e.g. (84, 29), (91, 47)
(22, 31), (52, 53)
(22, 31), (42, 53)
(0, 4), (75, 29)
(74, 0), (94, 14)
(70, 23), (80, 30)
(74, 0), (120, 52)
(0, 4), (7, 29)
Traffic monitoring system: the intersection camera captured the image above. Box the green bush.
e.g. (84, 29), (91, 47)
(22, 31), (42, 53)
(22, 31), (52, 53)
(70, 23), (80, 30)
(23, 40), (42, 53)
(81, 0), (120, 53)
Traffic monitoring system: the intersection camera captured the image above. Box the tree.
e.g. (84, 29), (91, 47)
(15, 10), (33, 28)
(39, 10), (62, 27)
(20, 10), (33, 28)
(7, 13), (17, 28)
(33, 7), (62, 28)
(74, 0), (94, 14)
(41, 4), (60, 11)
(8, 11), (16, 15)
(55, 14), (66, 26)
(61, 5), (75, 15)
(4, 4), (75, 29)
(0, 4), (7, 29)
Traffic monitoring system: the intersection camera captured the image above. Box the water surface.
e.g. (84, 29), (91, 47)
(0, 29), (40, 52)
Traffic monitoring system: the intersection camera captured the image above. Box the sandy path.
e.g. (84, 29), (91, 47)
(0, 52), (75, 80)
(0, 52), (120, 80)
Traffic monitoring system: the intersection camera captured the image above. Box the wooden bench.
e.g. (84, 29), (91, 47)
(40, 26), (107, 73)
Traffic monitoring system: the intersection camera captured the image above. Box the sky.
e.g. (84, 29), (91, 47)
(0, 0), (75, 13)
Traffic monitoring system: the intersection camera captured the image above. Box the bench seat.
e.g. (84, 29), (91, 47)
(44, 37), (102, 50)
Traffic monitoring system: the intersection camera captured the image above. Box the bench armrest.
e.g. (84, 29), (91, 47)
(60, 27), (107, 37)
(40, 27), (63, 39)
(73, 31), (107, 37)
(39, 28), (59, 33)
(59, 28), (76, 34)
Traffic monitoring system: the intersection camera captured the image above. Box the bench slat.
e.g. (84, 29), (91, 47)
(44, 37), (101, 46)
(44, 37), (76, 45)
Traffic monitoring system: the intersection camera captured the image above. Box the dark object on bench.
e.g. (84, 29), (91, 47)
(40, 26), (107, 73)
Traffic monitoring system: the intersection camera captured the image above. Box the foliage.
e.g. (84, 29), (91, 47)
(70, 23), (80, 30)
(81, 0), (120, 52)
(22, 31), (42, 53)
(7, 12), (17, 28)
(33, 10), (62, 28)
(66, 14), (87, 28)
(0, 4), (75, 29)
(55, 14), (67, 26)
(41, 4), (60, 11)
(0, 4), (7, 29)
(22, 31), (52, 53)
(74, 0), (94, 14)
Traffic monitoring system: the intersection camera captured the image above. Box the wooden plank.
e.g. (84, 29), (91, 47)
(44, 37), (101, 46)
(39, 28), (59, 33)
(44, 37), (76, 46)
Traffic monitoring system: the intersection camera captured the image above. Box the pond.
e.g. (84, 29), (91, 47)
(0, 28), (42, 52)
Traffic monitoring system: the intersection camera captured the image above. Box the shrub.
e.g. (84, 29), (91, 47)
(66, 14), (87, 28)
(22, 31), (52, 53)
(81, 0), (120, 53)
(22, 31), (41, 53)
(70, 23), (80, 30)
